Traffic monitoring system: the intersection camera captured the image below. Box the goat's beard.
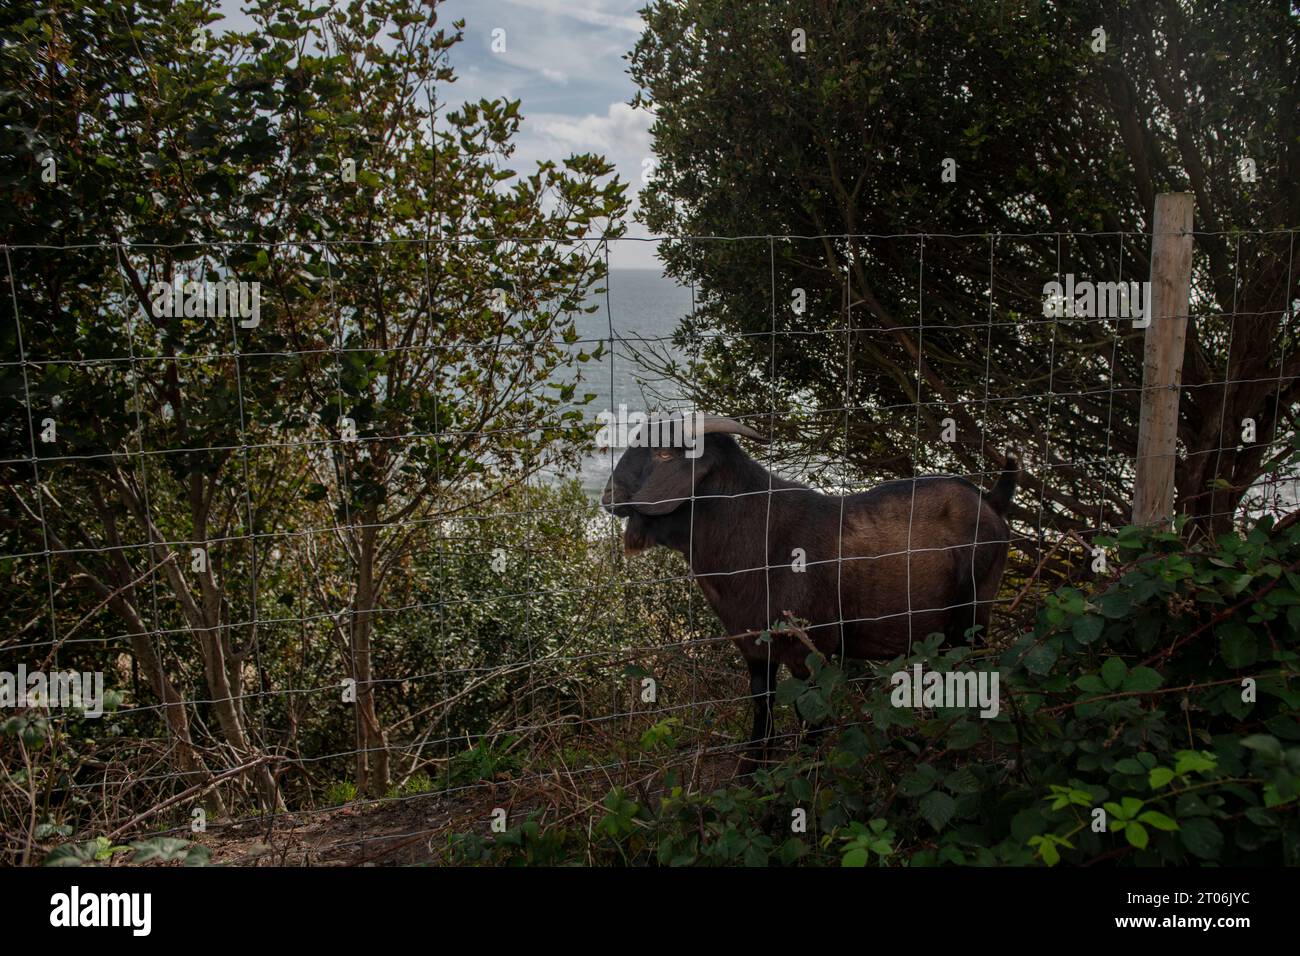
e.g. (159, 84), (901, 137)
(623, 512), (651, 556)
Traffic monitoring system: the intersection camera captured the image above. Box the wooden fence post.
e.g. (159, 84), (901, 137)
(1132, 192), (1194, 528)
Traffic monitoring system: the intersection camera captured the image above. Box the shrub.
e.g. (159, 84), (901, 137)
(447, 516), (1300, 865)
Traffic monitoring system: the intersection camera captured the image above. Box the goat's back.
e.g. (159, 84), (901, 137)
(706, 475), (1011, 673)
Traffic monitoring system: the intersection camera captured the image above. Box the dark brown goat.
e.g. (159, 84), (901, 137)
(601, 415), (1017, 773)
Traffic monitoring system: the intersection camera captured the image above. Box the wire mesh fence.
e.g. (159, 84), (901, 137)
(1, 225), (1297, 864)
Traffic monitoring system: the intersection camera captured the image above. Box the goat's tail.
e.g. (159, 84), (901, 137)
(985, 452), (1019, 515)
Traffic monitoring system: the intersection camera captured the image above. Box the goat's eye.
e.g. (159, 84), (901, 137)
(654, 450), (674, 461)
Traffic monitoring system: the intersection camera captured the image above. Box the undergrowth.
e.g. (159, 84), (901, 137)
(445, 516), (1300, 866)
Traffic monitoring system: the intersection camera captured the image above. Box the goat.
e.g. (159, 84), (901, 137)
(601, 414), (1017, 773)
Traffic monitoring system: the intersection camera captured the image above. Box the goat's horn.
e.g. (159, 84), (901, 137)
(699, 415), (769, 443)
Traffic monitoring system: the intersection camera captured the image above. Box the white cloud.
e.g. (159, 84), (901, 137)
(444, 0), (640, 115)
(533, 101), (651, 158)
(502, 0), (644, 33)
(515, 102), (659, 269)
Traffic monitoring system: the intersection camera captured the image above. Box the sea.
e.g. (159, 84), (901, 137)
(549, 268), (693, 495)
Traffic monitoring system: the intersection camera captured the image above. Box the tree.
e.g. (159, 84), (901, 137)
(257, 2), (625, 796)
(629, 0), (1297, 542)
(1, 0), (625, 807)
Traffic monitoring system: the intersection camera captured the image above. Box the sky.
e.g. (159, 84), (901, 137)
(217, 0), (662, 269)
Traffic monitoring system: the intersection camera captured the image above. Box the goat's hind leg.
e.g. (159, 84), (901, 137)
(944, 551), (983, 645)
(737, 656), (777, 777)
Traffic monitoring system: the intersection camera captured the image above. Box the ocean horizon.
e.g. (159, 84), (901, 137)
(547, 267), (694, 494)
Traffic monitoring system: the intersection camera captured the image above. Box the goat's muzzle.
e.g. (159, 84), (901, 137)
(602, 480), (647, 553)
(600, 479), (635, 517)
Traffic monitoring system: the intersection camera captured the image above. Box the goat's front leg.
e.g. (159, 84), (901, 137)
(738, 656), (777, 776)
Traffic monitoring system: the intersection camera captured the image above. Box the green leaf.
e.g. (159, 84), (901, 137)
(1096, 590), (1132, 619)
(918, 791), (956, 832)
(796, 689), (831, 723)
(1245, 807), (1279, 828)
(1103, 797), (1142, 821)
(1072, 614), (1105, 643)
(943, 767), (981, 795)
(1240, 734), (1283, 760)
(1179, 817), (1224, 860)
(1138, 811), (1178, 831)
(1100, 656), (1127, 690)
(1025, 642), (1059, 675)
(184, 846), (211, 867)
(945, 719), (982, 750)
(1029, 835), (1060, 866)
(42, 842), (98, 866)
(1174, 750), (1217, 775)
(1125, 821), (1149, 849)
(1122, 667), (1163, 692)
(774, 678), (805, 706)
(899, 765), (938, 797)
(1218, 620), (1257, 667)
(1148, 766), (1176, 789)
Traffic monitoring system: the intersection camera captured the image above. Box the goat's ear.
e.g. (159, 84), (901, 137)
(633, 455), (709, 515)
